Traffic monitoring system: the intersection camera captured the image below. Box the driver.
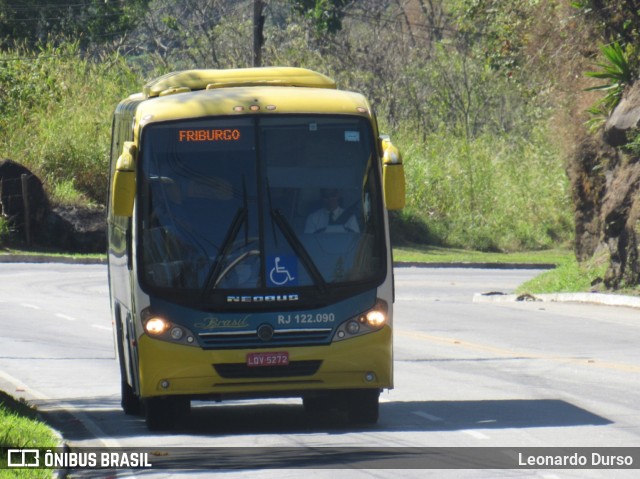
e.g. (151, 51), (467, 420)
(304, 188), (359, 234)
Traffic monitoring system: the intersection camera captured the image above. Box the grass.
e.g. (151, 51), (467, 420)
(516, 258), (603, 294)
(0, 218), (13, 245)
(48, 179), (92, 207)
(517, 254), (639, 296)
(0, 392), (58, 478)
(397, 124), (574, 252)
(393, 243), (639, 296)
(0, 247), (105, 262)
(0, 42), (140, 204)
(393, 244), (572, 266)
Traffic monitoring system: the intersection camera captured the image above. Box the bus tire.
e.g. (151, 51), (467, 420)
(346, 389), (379, 425)
(302, 395), (332, 414)
(144, 397), (173, 431)
(144, 397), (190, 431)
(121, 380), (141, 416)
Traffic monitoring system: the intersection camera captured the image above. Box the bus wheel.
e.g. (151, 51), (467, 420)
(303, 395), (332, 414)
(346, 389), (379, 425)
(144, 397), (190, 431)
(121, 381), (141, 416)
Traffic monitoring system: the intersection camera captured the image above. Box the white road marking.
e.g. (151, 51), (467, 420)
(21, 303), (41, 310)
(462, 429), (490, 440)
(55, 313), (77, 321)
(91, 325), (112, 331)
(412, 410), (444, 422)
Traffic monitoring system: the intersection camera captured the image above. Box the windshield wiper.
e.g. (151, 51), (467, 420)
(270, 208), (327, 294)
(201, 207), (248, 296)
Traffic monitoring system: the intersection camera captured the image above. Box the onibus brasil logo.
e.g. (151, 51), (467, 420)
(5, 448), (152, 468)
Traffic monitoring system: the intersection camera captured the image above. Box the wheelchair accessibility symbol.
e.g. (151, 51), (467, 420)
(268, 255), (297, 286)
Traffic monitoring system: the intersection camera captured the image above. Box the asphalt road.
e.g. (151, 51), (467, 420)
(0, 263), (638, 478)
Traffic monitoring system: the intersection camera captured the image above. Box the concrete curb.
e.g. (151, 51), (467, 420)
(0, 254), (106, 264)
(473, 291), (640, 309)
(397, 262), (639, 309)
(394, 261), (555, 270)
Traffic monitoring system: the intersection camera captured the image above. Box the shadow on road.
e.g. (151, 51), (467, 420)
(38, 396), (612, 441)
(32, 396), (615, 473)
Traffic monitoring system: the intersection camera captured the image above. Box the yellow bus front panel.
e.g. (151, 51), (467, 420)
(137, 326), (392, 399)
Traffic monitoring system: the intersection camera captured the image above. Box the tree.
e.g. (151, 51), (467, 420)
(0, 0), (151, 50)
(288, 0), (349, 36)
(125, 0), (252, 70)
(573, 0), (640, 47)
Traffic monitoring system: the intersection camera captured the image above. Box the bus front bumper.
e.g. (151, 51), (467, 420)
(137, 326), (392, 399)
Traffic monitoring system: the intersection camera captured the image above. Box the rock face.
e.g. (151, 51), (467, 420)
(571, 81), (640, 288)
(600, 159), (640, 287)
(566, 136), (611, 262)
(0, 159), (50, 245)
(45, 205), (107, 253)
(604, 83), (640, 147)
(0, 159), (106, 253)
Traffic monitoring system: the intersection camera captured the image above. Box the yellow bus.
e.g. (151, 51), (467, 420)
(108, 67), (405, 431)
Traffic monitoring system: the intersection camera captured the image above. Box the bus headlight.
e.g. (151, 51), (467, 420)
(145, 317), (170, 335)
(365, 310), (386, 328)
(333, 300), (388, 342)
(141, 308), (198, 347)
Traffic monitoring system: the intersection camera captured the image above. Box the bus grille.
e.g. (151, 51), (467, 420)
(198, 328), (332, 349)
(214, 360), (322, 379)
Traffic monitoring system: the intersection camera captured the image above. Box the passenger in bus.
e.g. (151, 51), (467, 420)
(304, 188), (359, 234)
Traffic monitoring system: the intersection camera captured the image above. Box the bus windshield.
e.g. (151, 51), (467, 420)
(138, 115), (385, 304)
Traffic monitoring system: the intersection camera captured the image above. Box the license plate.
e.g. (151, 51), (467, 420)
(246, 351), (289, 367)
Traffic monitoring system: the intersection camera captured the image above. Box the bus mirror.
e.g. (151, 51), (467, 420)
(111, 142), (137, 217)
(381, 138), (406, 210)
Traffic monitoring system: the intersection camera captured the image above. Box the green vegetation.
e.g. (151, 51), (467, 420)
(0, 248), (105, 263)
(394, 244), (571, 266)
(518, 257), (640, 296)
(0, 392), (58, 478)
(586, 41), (637, 129)
(575, 0), (640, 153)
(399, 126), (572, 252)
(0, 0), (150, 51)
(0, 1), (577, 252)
(394, 244), (639, 296)
(1, 0), (639, 294)
(0, 42), (139, 204)
(516, 258), (606, 295)
(0, 217), (13, 245)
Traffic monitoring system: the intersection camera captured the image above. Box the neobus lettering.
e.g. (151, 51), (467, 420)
(227, 294), (299, 303)
(178, 129), (241, 142)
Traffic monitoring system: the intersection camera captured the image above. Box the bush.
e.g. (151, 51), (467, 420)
(398, 122), (574, 251)
(0, 42), (141, 204)
(0, 4), (577, 254)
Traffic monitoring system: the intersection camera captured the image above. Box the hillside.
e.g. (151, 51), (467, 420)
(0, 0), (638, 289)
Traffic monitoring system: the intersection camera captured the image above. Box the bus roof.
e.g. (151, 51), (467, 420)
(114, 68), (375, 142)
(143, 67), (336, 98)
(130, 86), (373, 138)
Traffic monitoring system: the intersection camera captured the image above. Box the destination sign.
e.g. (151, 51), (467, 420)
(178, 128), (241, 142)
